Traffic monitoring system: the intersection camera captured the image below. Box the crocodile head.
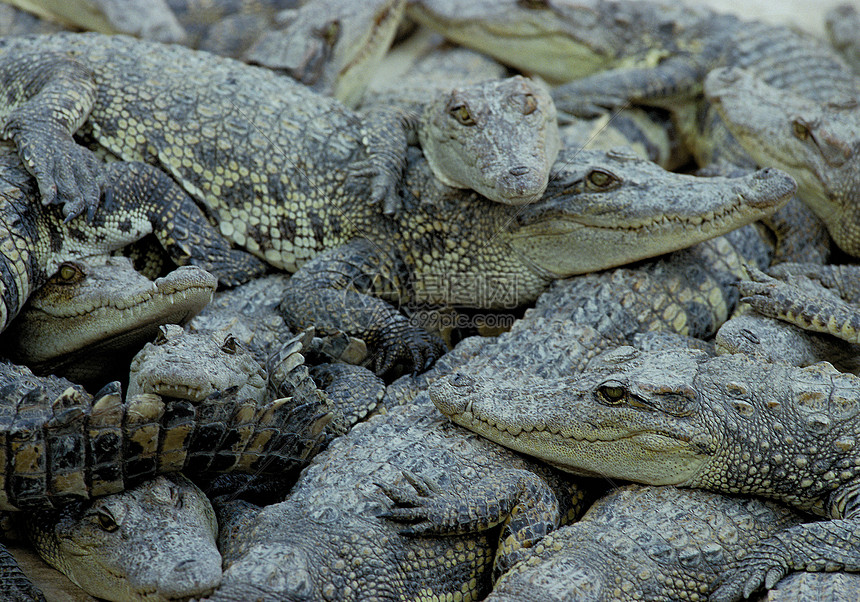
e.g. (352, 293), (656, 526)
(0, 256), (216, 386)
(127, 324), (268, 403)
(27, 474), (221, 602)
(430, 347), (719, 485)
(245, 0), (405, 107)
(420, 76), (561, 205)
(705, 67), (860, 256)
(406, 0), (692, 83)
(505, 148), (795, 277)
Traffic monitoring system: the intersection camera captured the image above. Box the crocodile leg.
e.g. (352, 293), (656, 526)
(738, 265), (860, 345)
(353, 106), (416, 214)
(100, 161), (268, 287)
(551, 56), (709, 119)
(712, 516), (860, 602)
(278, 237), (447, 377)
(377, 468), (563, 580)
(0, 51), (103, 220)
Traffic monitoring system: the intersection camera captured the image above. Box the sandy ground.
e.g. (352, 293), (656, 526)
(5, 0), (857, 600)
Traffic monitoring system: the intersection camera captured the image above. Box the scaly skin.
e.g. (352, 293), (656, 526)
(765, 570), (860, 601)
(0, 142), (265, 334)
(25, 473), (221, 602)
(704, 66), (860, 256)
(208, 391), (592, 602)
(0, 542), (45, 601)
(244, 0), (405, 106)
(487, 485), (803, 602)
(737, 264), (860, 346)
(715, 312), (860, 375)
(384, 220), (777, 409)
(432, 348), (860, 600)
(0, 358), (327, 511)
(0, 256), (215, 386)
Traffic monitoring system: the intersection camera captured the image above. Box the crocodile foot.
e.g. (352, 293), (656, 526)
(367, 317), (447, 377)
(349, 155), (403, 215)
(711, 539), (791, 602)
(8, 123), (105, 221)
(375, 470), (457, 535)
(739, 265), (860, 344)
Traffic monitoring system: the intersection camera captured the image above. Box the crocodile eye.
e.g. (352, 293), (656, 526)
(792, 119), (811, 140)
(55, 262), (84, 283)
(221, 335), (239, 355)
(522, 93), (537, 115)
(586, 169), (620, 190)
(154, 325), (171, 345)
(597, 382), (626, 404)
(450, 104), (476, 126)
(96, 509), (118, 532)
(518, 0), (549, 8)
(322, 20), (340, 45)
(740, 328), (761, 345)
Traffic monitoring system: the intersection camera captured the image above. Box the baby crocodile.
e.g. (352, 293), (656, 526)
(0, 257), (215, 387)
(25, 473), (221, 602)
(0, 31), (562, 218)
(704, 66), (860, 256)
(487, 484), (804, 602)
(432, 348), (860, 600)
(208, 389), (592, 601)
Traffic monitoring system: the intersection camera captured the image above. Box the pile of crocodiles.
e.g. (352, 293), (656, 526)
(0, 0), (856, 600)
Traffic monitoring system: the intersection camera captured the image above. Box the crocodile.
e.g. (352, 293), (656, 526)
(274, 147), (793, 376)
(126, 324), (269, 405)
(703, 66), (860, 255)
(0, 32), (799, 373)
(431, 347), (860, 600)
(0, 256), (215, 387)
(206, 385), (594, 602)
(826, 3), (860, 74)
(24, 473), (221, 602)
(243, 0), (406, 107)
(0, 31), (565, 219)
(0, 141), (266, 333)
(486, 484), (804, 602)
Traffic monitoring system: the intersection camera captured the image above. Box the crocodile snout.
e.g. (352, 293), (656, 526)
(743, 167), (796, 208)
(430, 373), (472, 417)
(497, 165), (548, 203)
(157, 552), (222, 599)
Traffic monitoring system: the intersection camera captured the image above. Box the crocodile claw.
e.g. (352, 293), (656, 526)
(15, 129), (105, 222)
(710, 540), (790, 602)
(369, 318), (447, 377)
(375, 471), (450, 536)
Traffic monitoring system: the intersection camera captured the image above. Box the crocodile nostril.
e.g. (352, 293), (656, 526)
(509, 165), (531, 176)
(174, 559), (197, 572)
